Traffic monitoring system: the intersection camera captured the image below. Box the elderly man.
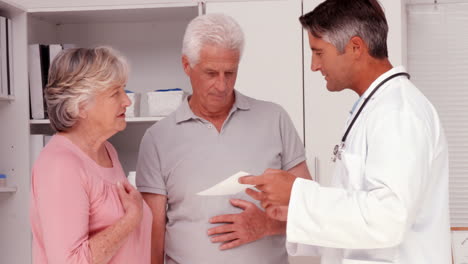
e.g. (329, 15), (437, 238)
(136, 13), (311, 264)
(241, 0), (451, 264)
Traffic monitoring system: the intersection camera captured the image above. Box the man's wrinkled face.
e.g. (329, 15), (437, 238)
(183, 45), (240, 113)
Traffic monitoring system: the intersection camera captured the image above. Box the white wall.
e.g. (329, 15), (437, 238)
(407, 0), (468, 3)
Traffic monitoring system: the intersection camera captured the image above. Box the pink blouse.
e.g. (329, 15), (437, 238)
(30, 134), (152, 264)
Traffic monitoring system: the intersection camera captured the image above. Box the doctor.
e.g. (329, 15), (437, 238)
(240, 0), (451, 263)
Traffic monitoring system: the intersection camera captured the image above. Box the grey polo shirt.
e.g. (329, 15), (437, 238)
(136, 91), (305, 264)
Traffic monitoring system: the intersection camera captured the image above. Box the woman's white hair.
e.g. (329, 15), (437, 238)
(45, 46), (129, 132)
(182, 13), (245, 66)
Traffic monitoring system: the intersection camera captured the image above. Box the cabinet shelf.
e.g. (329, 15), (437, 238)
(29, 3), (198, 24)
(30, 116), (164, 124)
(0, 186), (17, 193)
(0, 95), (14, 101)
(125, 116), (165, 123)
(30, 117), (164, 134)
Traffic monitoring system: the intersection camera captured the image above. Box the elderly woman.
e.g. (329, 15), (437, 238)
(30, 47), (152, 264)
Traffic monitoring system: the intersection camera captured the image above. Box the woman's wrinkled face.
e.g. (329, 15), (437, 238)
(83, 84), (131, 136)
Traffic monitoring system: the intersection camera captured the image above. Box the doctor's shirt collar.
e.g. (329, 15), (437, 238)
(350, 66), (407, 115)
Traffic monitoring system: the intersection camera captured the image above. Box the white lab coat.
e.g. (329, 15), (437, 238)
(286, 66), (451, 264)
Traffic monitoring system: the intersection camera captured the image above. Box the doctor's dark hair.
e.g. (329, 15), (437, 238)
(299, 0), (389, 59)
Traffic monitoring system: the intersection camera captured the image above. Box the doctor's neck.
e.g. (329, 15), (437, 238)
(352, 58), (393, 97)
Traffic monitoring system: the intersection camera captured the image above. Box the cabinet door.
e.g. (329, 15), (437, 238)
(303, 0), (406, 186)
(205, 0), (304, 141)
(0, 5), (32, 264)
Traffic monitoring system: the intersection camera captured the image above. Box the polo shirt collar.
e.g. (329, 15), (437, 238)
(233, 90), (250, 111)
(175, 90), (250, 124)
(175, 96), (195, 123)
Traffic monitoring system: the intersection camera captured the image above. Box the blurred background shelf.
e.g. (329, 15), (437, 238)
(0, 186), (17, 193)
(30, 116), (164, 124)
(0, 95), (14, 101)
(30, 116), (164, 135)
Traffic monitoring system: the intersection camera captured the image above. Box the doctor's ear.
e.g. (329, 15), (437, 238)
(348, 36), (366, 57)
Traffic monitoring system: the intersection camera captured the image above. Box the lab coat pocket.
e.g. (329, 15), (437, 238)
(341, 152), (365, 190)
(342, 259), (393, 264)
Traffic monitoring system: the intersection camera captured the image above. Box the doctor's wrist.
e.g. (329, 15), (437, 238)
(265, 217), (286, 236)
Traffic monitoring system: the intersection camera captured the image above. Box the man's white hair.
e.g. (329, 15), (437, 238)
(182, 13), (245, 66)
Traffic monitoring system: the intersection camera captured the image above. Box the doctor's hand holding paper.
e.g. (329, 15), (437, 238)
(240, 169), (296, 221)
(243, 1), (451, 264)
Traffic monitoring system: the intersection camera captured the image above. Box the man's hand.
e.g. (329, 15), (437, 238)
(239, 169), (297, 208)
(207, 199), (285, 250)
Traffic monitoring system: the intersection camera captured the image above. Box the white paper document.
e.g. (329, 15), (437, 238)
(197, 171), (254, 196)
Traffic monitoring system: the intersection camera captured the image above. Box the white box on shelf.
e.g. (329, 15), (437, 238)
(147, 88), (184, 117)
(125, 91), (140, 117)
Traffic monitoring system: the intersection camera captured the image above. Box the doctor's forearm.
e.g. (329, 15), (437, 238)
(287, 178), (408, 249)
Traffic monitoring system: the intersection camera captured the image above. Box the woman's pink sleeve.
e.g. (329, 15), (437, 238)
(32, 154), (92, 264)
